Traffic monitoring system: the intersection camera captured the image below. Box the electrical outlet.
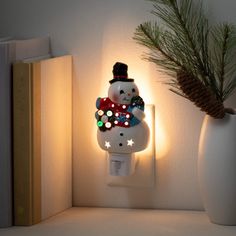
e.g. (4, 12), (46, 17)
(106, 105), (155, 188)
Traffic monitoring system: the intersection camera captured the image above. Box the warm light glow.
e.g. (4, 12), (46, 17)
(122, 105), (126, 109)
(132, 104), (170, 160)
(155, 113), (170, 159)
(138, 105), (155, 157)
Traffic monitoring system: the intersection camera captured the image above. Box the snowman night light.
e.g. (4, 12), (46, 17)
(96, 62), (149, 176)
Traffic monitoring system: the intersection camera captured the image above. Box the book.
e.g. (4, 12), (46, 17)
(0, 37), (50, 228)
(13, 55), (72, 226)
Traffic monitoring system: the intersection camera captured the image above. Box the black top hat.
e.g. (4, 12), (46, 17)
(109, 62), (134, 84)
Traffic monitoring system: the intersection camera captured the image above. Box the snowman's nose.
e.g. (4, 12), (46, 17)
(127, 93), (131, 96)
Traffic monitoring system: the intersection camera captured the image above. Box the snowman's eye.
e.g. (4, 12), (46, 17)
(120, 90), (125, 95)
(132, 88), (136, 93)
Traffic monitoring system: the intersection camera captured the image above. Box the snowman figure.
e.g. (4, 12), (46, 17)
(96, 62), (149, 176)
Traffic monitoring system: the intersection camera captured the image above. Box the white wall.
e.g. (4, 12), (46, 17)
(1, 0), (236, 210)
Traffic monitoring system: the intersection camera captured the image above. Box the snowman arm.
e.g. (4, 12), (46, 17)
(132, 107), (145, 121)
(95, 111), (99, 120)
(96, 97), (101, 109)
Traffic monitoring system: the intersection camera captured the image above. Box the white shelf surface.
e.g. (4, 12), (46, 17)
(1, 207), (236, 236)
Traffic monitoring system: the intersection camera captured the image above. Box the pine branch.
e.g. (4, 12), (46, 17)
(134, 22), (201, 79)
(134, 0), (236, 116)
(210, 23), (236, 101)
(134, 22), (182, 68)
(223, 76), (236, 100)
(134, 22), (189, 80)
(171, 1), (206, 76)
(169, 88), (188, 99)
(219, 25), (229, 98)
(148, 0), (211, 85)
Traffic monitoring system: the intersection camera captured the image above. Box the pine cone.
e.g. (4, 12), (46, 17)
(176, 70), (225, 119)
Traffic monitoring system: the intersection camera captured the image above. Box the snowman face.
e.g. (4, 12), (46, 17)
(108, 81), (139, 104)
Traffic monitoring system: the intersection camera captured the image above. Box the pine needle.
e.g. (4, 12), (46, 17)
(134, 0), (236, 103)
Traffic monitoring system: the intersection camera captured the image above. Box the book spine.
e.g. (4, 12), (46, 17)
(0, 43), (12, 228)
(31, 63), (42, 224)
(13, 63), (41, 226)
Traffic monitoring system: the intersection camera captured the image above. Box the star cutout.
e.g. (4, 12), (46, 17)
(127, 139), (134, 147)
(105, 141), (111, 149)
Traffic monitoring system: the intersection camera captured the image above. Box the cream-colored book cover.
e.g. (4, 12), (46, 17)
(13, 55), (72, 226)
(0, 36), (50, 228)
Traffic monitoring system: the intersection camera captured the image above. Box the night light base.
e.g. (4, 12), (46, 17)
(107, 105), (155, 188)
(108, 153), (136, 176)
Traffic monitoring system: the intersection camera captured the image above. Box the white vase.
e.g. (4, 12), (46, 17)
(198, 111), (236, 225)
